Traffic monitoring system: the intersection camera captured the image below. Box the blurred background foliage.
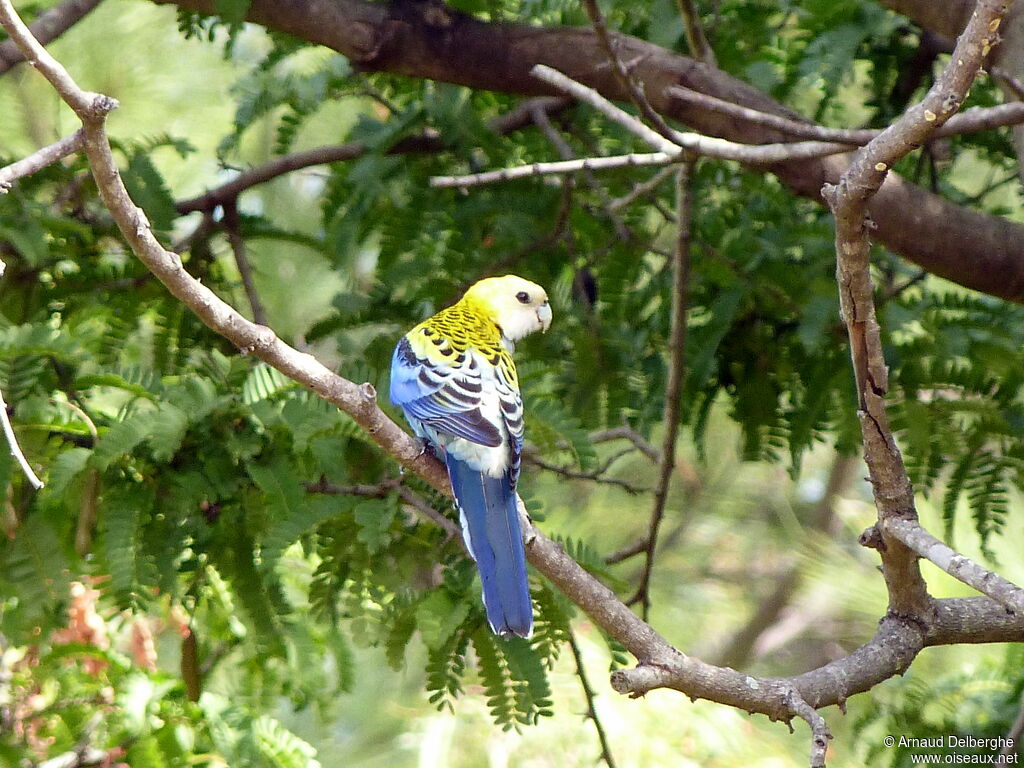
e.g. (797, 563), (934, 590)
(1, 0), (1023, 765)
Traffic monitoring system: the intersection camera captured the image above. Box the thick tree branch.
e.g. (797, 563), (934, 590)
(823, 0), (1013, 623)
(149, 0), (1024, 302)
(0, 0), (103, 76)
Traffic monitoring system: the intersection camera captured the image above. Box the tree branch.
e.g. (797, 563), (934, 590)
(631, 162), (693, 619)
(175, 97), (570, 214)
(567, 628), (618, 768)
(0, 130), (84, 191)
(430, 151), (680, 189)
(530, 65), (850, 163)
(523, 450), (647, 495)
(222, 201), (268, 326)
(7, 4), (1024, 760)
(607, 165), (678, 212)
(884, 517), (1024, 614)
(787, 688), (833, 768)
(675, 0), (716, 67)
(305, 477), (462, 540)
(822, 0), (1014, 624)
(149, 0), (1024, 302)
(581, 0), (680, 144)
(529, 101), (632, 241)
(0, 0), (104, 76)
(669, 85), (1024, 144)
(0, 387), (44, 489)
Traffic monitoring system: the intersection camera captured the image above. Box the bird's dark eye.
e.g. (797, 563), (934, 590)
(515, 291), (530, 304)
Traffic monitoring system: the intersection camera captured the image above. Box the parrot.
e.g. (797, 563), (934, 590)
(389, 275), (552, 638)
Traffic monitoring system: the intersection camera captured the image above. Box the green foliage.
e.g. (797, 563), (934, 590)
(3, 0), (1024, 764)
(471, 628), (554, 729)
(853, 646), (1024, 767)
(887, 291), (1024, 554)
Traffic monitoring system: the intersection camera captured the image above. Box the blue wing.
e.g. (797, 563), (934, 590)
(390, 337), (501, 447)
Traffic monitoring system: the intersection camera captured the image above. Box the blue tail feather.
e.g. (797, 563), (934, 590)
(444, 453), (533, 638)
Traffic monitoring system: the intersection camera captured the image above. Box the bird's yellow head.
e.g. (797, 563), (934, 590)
(461, 275), (552, 343)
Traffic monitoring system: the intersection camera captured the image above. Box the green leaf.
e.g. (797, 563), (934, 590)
(121, 152), (179, 235)
(45, 447), (92, 496)
(73, 372), (158, 399)
(0, 515), (69, 626)
(415, 590), (470, 651)
(263, 496), (346, 573)
(0, 224), (48, 267)
(251, 715), (321, 768)
(352, 497), (396, 554)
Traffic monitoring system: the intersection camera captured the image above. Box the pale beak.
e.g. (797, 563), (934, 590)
(537, 301), (552, 332)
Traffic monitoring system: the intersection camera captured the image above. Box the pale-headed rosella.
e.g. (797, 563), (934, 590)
(389, 275), (552, 638)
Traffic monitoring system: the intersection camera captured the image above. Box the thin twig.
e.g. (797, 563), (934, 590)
(0, 130), (84, 191)
(176, 96), (571, 214)
(631, 161), (693, 618)
(883, 517), (1024, 614)
(567, 627), (618, 768)
(992, 66), (1024, 100)
(222, 201), (269, 326)
(530, 102), (632, 241)
(396, 485), (462, 542)
(530, 65), (849, 162)
(0, 388), (44, 489)
(430, 151), (680, 188)
(669, 86), (1024, 144)
(305, 477), (462, 540)
(786, 688), (833, 768)
(582, 0), (680, 144)
(608, 165), (678, 212)
(675, 0), (716, 67)
(591, 425), (660, 462)
(523, 452), (647, 495)
(605, 537), (649, 566)
(0, 0), (104, 76)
